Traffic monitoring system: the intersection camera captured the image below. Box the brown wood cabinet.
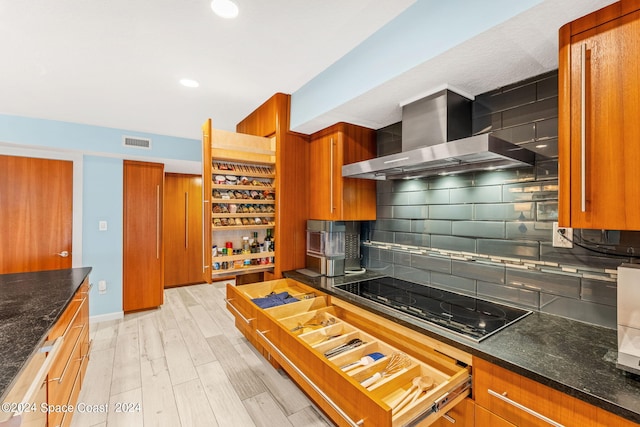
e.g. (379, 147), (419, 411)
(123, 160), (164, 311)
(559, 0), (640, 230)
(164, 173), (204, 287)
(475, 405), (515, 427)
(309, 122), (377, 221)
(47, 279), (90, 427)
(236, 93), (310, 279)
(0, 279), (90, 427)
(226, 279), (471, 426)
(473, 357), (638, 427)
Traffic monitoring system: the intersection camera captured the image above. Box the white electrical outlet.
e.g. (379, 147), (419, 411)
(99, 220), (108, 231)
(98, 280), (107, 294)
(552, 222), (573, 248)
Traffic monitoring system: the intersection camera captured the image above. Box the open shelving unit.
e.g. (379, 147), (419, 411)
(202, 120), (277, 281)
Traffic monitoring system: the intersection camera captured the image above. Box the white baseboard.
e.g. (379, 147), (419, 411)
(90, 311), (124, 324)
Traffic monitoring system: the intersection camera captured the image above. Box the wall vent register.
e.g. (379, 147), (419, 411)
(334, 277), (531, 342)
(122, 135), (152, 149)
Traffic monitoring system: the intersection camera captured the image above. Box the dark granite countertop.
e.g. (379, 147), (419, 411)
(0, 267), (92, 402)
(284, 270), (640, 424)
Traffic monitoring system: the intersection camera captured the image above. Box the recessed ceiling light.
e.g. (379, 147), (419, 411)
(180, 78), (199, 88)
(211, 0), (239, 19)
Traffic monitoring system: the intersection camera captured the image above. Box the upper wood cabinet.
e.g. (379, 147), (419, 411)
(309, 122), (377, 221)
(164, 173), (204, 287)
(559, 1), (640, 230)
(123, 160), (164, 312)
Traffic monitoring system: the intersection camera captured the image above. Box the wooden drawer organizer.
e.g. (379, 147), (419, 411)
(226, 279), (471, 427)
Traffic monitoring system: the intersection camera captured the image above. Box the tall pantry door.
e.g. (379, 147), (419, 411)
(0, 155), (73, 274)
(163, 173), (203, 287)
(123, 160), (164, 312)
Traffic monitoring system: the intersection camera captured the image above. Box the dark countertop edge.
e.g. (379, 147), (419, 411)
(0, 267), (92, 402)
(283, 270), (640, 424)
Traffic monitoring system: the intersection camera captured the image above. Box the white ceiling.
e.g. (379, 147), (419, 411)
(0, 0), (617, 140)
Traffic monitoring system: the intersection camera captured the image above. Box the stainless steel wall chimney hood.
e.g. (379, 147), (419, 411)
(342, 89), (538, 180)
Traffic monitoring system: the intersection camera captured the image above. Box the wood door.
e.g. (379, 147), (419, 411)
(309, 131), (337, 220)
(186, 175), (203, 283)
(0, 155), (73, 274)
(340, 123), (377, 220)
(560, 7), (640, 229)
(309, 123), (377, 221)
(164, 174), (188, 287)
(164, 173), (203, 287)
(123, 160), (164, 312)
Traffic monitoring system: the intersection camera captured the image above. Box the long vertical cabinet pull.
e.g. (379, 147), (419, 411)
(329, 137), (335, 215)
(156, 184), (160, 259)
(580, 43), (587, 213)
(202, 188), (207, 274)
(185, 191), (189, 248)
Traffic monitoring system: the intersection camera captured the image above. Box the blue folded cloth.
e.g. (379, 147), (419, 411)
(251, 291), (299, 308)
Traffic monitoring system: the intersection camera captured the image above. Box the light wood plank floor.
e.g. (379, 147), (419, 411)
(71, 282), (333, 427)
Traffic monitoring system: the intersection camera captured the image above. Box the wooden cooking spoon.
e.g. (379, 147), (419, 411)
(392, 376), (434, 413)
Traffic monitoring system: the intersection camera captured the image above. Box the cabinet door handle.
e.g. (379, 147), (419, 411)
(202, 188), (208, 273)
(185, 191), (189, 248)
(224, 298), (254, 324)
(49, 322), (87, 384)
(156, 184), (160, 259)
(487, 389), (565, 427)
(257, 329), (364, 427)
(330, 137), (335, 214)
(7, 337), (64, 419)
(580, 43), (587, 213)
(442, 413), (456, 423)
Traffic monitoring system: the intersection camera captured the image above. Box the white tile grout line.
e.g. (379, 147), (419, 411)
(364, 241), (618, 282)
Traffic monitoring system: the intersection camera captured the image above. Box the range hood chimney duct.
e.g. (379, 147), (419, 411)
(402, 89), (471, 151)
(342, 88), (538, 180)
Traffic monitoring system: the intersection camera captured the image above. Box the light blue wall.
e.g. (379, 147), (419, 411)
(82, 156), (124, 317)
(290, 0), (543, 131)
(0, 114), (200, 319)
(0, 114), (200, 160)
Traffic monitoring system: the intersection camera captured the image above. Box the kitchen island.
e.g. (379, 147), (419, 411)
(0, 267), (91, 402)
(284, 269), (640, 425)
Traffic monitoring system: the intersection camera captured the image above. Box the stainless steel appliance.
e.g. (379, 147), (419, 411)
(306, 220), (346, 277)
(344, 221), (361, 272)
(334, 277), (531, 342)
(617, 263), (640, 375)
(342, 88), (538, 180)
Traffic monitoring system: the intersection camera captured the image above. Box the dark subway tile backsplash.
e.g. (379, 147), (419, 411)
(363, 70), (627, 329)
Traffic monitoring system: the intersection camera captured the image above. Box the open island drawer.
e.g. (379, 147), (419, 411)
(226, 279), (471, 427)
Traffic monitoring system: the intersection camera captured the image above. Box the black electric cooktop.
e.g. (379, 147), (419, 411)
(334, 277), (531, 342)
